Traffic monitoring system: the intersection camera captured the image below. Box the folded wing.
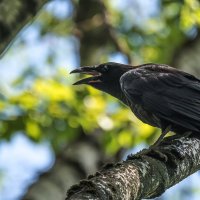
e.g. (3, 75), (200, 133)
(120, 67), (200, 133)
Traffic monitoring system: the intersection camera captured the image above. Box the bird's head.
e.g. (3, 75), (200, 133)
(70, 62), (133, 103)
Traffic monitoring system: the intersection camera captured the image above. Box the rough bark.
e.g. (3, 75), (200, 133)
(0, 0), (48, 56)
(66, 136), (200, 200)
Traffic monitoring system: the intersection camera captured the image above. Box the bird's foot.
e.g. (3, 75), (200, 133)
(161, 131), (192, 145)
(127, 145), (168, 162)
(128, 125), (192, 162)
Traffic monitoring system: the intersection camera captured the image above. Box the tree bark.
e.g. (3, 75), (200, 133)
(66, 136), (200, 200)
(0, 0), (48, 56)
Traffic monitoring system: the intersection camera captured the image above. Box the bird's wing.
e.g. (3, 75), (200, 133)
(120, 69), (200, 132)
(143, 90), (200, 132)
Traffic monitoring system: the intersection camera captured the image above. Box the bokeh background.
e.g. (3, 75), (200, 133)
(1, 0), (200, 199)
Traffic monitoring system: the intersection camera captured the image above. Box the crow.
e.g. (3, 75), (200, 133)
(70, 62), (200, 145)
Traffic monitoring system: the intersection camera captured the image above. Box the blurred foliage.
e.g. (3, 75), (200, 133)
(180, 0), (200, 30)
(0, 70), (158, 154)
(1, 0), (200, 155)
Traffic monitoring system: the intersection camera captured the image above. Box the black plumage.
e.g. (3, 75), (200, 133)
(70, 62), (200, 144)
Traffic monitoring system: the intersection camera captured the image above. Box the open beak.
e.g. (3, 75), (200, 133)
(70, 66), (102, 85)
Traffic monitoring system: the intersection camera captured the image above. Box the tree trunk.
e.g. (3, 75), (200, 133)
(172, 35), (200, 75)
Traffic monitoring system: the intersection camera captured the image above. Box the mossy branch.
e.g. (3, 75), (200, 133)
(66, 136), (200, 200)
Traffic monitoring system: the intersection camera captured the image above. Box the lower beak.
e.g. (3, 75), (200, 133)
(70, 67), (101, 85)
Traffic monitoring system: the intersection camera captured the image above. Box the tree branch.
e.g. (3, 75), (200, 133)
(66, 136), (200, 200)
(0, 0), (48, 57)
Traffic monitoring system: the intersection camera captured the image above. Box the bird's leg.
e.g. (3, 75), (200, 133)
(129, 125), (172, 161)
(183, 131), (192, 138)
(160, 131), (192, 146)
(151, 125), (172, 148)
(143, 125), (172, 161)
(130, 127), (190, 162)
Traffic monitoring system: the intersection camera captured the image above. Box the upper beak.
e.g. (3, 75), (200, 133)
(70, 66), (101, 85)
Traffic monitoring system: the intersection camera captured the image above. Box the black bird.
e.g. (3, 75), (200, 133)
(70, 62), (200, 145)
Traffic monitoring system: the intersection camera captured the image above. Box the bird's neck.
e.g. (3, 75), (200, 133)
(92, 83), (129, 106)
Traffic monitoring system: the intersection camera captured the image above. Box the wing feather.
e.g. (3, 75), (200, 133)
(120, 67), (200, 132)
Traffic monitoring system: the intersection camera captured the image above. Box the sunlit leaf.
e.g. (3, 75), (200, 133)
(26, 120), (41, 140)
